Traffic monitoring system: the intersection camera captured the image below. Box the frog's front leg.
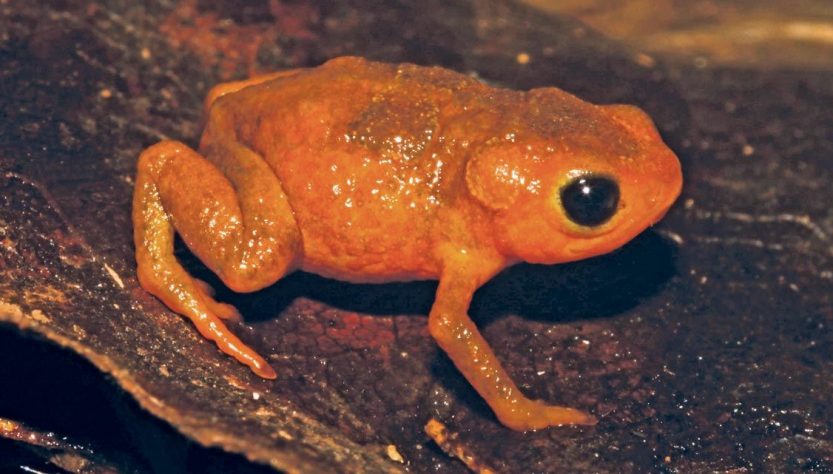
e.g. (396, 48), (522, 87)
(133, 139), (300, 379)
(428, 259), (597, 431)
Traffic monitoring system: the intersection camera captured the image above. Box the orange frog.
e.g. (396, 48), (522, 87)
(133, 56), (682, 431)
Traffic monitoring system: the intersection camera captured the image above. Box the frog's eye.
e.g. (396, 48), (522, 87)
(559, 175), (620, 227)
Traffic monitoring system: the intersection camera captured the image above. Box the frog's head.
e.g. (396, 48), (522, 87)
(465, 95), (682, 265)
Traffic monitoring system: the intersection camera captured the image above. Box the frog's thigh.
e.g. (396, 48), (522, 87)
(152, 140), (300, 292)
(428, 270), (597, 431)
(133, 140), (278, 378)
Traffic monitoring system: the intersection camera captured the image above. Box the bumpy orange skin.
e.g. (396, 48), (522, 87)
(133, 56), (682, 431)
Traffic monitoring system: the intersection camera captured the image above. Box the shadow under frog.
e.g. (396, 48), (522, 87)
(189, 229), (677, 327)
(182, 229), (677, 423)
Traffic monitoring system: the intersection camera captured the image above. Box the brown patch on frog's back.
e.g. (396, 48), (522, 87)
(521, 88), (641, 157)
(347, 90), (439, 164)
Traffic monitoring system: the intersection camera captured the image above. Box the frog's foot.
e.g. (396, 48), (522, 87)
(137, 266), (276, 379)
(193, 278), (242, 322)
(186, 307), (276, 379)
(495, 400), (597, 431)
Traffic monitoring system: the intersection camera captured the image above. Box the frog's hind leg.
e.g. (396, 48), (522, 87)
(133, 139), (300, 379)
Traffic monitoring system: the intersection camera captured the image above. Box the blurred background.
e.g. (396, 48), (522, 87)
(528, 0), (833, 69)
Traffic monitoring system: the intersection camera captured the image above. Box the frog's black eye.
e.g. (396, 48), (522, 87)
(559, 175), (620, 227)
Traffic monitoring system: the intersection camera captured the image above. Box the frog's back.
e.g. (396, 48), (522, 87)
(227, 56), (503, 159)
(219, 57), (505, 280)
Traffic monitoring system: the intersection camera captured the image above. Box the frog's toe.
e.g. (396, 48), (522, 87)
(192, 278), (243, 322)
(250, 357), (277, 379)
(498, 401), (597, 431)
(193, 278), (217, 297)
(543, 405), (597, 427)
(208, 300), (243, 322)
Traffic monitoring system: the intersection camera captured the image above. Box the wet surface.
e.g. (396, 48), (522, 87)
(1, 0), (832, 472)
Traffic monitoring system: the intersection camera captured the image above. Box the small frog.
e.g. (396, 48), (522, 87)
(133, 56), (682, 431)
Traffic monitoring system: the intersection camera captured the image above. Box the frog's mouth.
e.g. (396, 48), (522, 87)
(563, 183), (682, 260)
